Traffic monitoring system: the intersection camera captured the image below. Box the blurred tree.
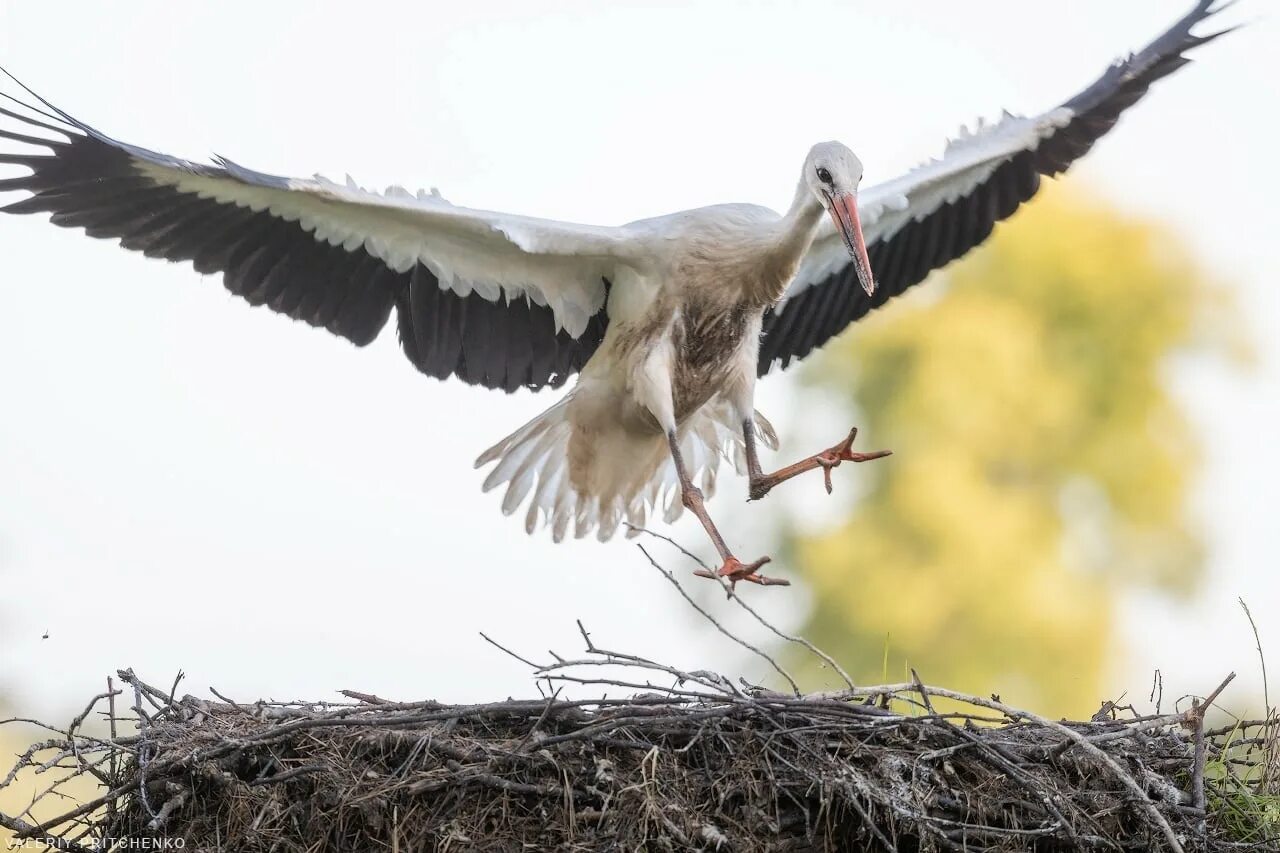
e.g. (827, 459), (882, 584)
(781, 186), (1240, 716)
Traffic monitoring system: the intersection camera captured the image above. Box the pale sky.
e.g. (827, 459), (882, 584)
(1, 0), (1275, 720)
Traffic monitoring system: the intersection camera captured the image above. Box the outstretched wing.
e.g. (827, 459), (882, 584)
(0, 81), (631, 392)
(758, 0), (1233, 376)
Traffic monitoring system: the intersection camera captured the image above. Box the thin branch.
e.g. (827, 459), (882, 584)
(479, 631), (543, 669)
(1239, 598), (1270, 714)
(627, 524), (856, 689)
(911, 669), (936, 716)
(638, 543), (801, 696)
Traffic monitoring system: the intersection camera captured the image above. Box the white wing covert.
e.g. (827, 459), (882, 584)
(0, 80), (631, 392)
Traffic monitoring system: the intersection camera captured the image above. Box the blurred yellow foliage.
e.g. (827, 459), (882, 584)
(786, 186), (1240, 716)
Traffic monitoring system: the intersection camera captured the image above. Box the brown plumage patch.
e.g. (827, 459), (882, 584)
(671, 298), (753, 422)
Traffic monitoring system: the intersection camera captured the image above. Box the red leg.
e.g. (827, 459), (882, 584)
(746, 426), (890, 502)
(667, 432), (789, 591)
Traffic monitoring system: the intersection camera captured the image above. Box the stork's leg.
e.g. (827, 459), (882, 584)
(666, 431), (788, 589)
(745, 424), (891, 502)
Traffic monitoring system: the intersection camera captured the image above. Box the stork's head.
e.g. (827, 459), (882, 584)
(803, 141), (875, 296)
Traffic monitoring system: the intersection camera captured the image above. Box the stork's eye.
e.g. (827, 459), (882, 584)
(816, 167), (833, 185)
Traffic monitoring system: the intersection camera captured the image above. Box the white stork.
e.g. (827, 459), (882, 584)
(0, 2), (1230, 588)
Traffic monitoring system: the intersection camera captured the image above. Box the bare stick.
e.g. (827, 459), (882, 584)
(1186, 672), (1237, 820)
(340, 690), (393, 705)
(166, 670), (186, 711)
(107, 676), (119, 828)
(0, 812), (96, 852)
(1191, 711), (1209, 816)
(479, 631), (543, 669)
(1195, 672), (1237, 717)
(11, 780), (135, 839)
(911, 669), (936, 716)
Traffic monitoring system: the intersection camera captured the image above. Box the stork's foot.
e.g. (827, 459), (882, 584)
(749, 427), (891, 501)
(813, 427), (894, 493)
(693, 555), (789, 593)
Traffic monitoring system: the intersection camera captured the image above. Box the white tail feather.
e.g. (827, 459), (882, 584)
(477, 396), (777, 542)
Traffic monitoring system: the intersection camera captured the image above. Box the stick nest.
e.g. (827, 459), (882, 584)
(2, 550), (1276, 851)
(2, 659), (1274, 853)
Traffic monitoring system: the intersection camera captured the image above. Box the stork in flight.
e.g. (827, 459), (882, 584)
(0, 2), (1230, 588)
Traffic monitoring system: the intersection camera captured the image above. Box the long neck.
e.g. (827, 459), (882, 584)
(751, 179), (825, 304)
(781, 178), (826, 251)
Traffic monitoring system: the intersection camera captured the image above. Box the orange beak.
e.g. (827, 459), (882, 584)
(826, 191), (875, 296)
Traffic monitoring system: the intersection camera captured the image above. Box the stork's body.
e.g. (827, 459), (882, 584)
(584, 200), (822, 471)
(0, 1), (1230, 588)
(482, 195), (848, 583)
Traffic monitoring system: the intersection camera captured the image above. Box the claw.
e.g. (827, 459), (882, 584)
(830, 427), (894, 464)
(815, 427), (892, 494)
(693, 555), (788, 594)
